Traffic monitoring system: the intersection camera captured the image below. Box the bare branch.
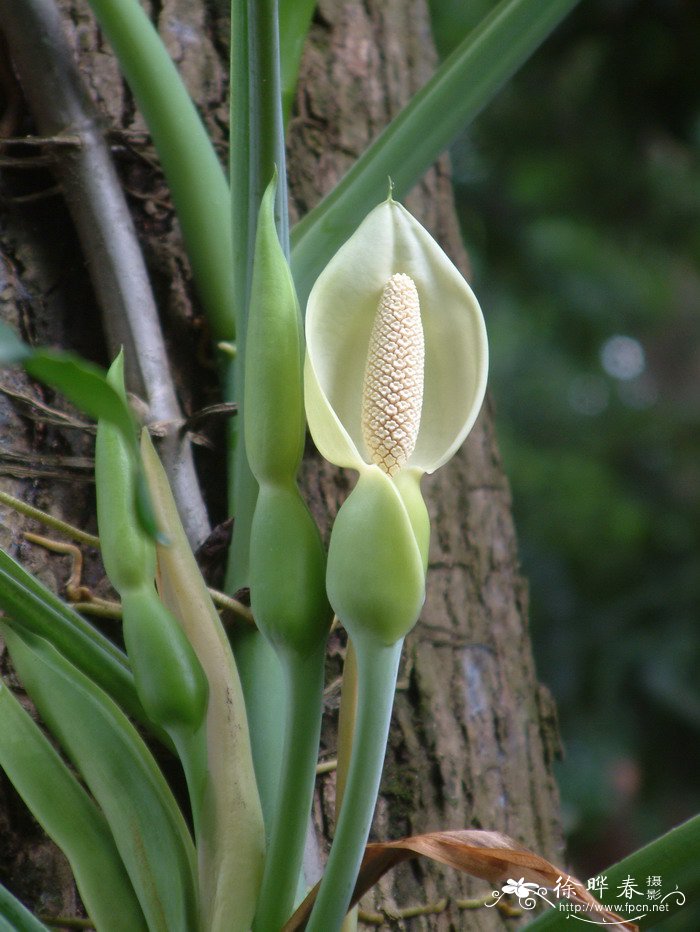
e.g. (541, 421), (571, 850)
(0, 0), (210, 546)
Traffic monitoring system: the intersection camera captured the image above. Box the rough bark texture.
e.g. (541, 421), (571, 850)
(0, 0), (563, 928)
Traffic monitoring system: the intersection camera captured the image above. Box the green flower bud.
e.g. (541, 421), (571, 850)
(244, 176), (305, 486)
(250, 484), (330, 655)
(95, 352), (155, 591)
(327, 468), (425, 646)
(96, 354), (207, 735)
(245, 175), (332, 652)
(305, 195), (488, 643)
(121, 586), (208, 734)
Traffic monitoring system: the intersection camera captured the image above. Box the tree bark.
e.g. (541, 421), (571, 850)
(0, 0), (563, 928)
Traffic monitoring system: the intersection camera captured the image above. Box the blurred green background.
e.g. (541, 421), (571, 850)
(431, 0), (700, 888)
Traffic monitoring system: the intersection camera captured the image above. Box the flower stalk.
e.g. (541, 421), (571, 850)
(306, 637), (403, 931)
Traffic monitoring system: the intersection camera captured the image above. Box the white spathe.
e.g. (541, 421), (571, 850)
(304, 197), (488, 478)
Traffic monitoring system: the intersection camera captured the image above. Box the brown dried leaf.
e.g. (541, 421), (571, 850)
(283, 829), (637, 931)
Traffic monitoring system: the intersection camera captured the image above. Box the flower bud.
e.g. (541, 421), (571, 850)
(96, 355), (207, 735)
(246, 176), (332, 652)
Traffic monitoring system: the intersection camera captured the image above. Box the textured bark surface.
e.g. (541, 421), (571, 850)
(0, 0), (563, 928)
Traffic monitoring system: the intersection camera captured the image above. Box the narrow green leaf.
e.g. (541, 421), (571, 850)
(526, 815), (700, 929)
(0, 679), (147, 931)
(0, 549), (150, 725)
(0, 884), (49, 932)
(2, 624), (199, 932)
(290, 0), (582, 305)
(0, 337), (160, 540)
(279, 0), (316, 125)
(0, 328), (134, 446)
(25, 350), (134, 442)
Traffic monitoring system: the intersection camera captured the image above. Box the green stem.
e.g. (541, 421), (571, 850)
(336, 637), (358, 812)
(171, 724), (208, 845)
(252, 645), (326, 931)
(0, 491), (100, 547)
(85, 0), (234, 340)
(337, 639), (360, 932)
(227, 623), (285, 831)
(306, 637), (403, 932)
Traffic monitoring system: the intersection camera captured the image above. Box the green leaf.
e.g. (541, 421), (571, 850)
(290, 0), (582, 305)
(526, 815), (700, 929)
(25, 350), (135, 442)
(2, 623), (199, 932)
(25, 350), (160, 544)
(0, 884), (49, 932)
(0, 328), (134, 445)
(0, 335), (160, 541)
(0, 679), (147, 931)
(279, 0), (316, 125)
(0, 548), (150, 726)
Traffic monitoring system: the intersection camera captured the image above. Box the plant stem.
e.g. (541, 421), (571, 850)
(252, 645), (326, 931)
(0, 491), (100, 547)
(336, 638), (358, 812)
(306, 637), (403, 932)
(336, 639), (360, 932)
(226, 623), (285, 831)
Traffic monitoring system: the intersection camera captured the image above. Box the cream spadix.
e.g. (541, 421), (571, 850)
(361, 272), (424, 477)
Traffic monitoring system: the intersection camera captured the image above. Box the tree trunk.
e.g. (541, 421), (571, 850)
(0, 0), (563, 928)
